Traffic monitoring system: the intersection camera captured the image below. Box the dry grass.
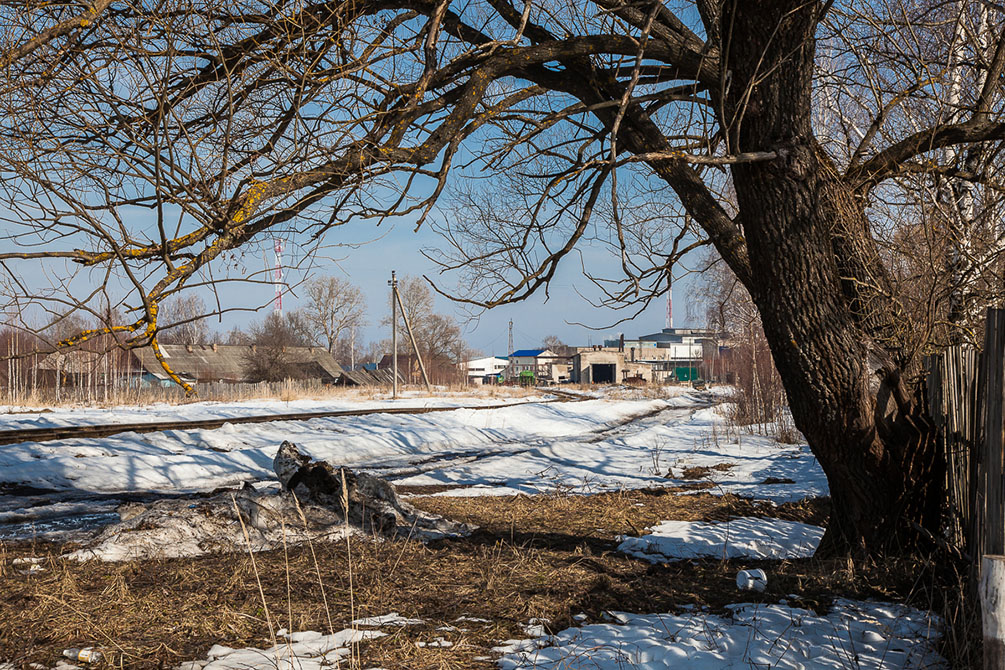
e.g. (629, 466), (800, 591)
(0, 488), (953, 669)
(2, 381), (540, 411)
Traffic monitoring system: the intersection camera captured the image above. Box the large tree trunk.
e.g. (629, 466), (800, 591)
(720, 0), (945, 556)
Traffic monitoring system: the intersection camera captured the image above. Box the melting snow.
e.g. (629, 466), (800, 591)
(618, 517), (824, 562)
(183, 628), (385, 670)
(495, 599), (945, 669)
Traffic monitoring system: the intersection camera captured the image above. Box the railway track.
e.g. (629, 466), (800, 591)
(0, 387), (586, 446)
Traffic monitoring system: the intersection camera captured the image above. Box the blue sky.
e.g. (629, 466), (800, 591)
(262, 217), (702, 356)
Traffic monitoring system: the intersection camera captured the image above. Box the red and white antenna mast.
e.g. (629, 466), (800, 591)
(665, 286), (673, 330)
(272, 238), (284, 314)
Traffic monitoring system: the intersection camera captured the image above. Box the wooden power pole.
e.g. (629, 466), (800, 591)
(389, 271), (398, 399)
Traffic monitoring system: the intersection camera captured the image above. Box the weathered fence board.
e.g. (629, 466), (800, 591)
(927, 308), (1005, 594)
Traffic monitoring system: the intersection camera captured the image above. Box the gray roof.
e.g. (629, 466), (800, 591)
(335, 368), (402, 387)
(37, 349), (102, 373)
(131, 344), (342, 383)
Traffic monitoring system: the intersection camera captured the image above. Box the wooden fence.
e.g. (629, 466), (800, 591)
(926, 308), (1005, 578)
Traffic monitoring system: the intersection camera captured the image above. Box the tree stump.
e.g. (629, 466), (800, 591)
(273, 441), (474, 539)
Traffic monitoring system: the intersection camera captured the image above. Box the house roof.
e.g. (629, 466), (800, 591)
(509, 349), (547, 358)
(335, 368), (401, 386)
(465, 356), (508, 365)
(131, 344), (341, 383)
(36, 349), (102, 373)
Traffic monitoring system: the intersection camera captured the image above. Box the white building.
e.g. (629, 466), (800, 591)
(464, 356), (509, 384)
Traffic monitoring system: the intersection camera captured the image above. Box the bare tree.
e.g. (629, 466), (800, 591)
(5, 0), (1005, 556)
(382, 276), (469, 382)
(541, 335), (572, 356)
(697, 254), (784, 429)
(158, 295), (211, 345)
(244, 313), (312, 382)
(294, 276), (366, 354)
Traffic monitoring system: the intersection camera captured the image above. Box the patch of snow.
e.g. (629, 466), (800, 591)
(0, 392), (545, 431)
(520, 618), (550, 637)
(416, 637), (453, 648)
(0, 398), (680, 495)
(617, 517), (824, 563)
(352, 613), (424, 626)
(496, 599), (945, 669)
(193, 627), (384, 670)
(1, 394), (830, 544)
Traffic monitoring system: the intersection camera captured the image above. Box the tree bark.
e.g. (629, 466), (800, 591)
(719, 0), (945, 556)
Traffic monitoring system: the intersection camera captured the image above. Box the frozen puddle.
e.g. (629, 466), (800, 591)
(618, 517), (824, 563)
(496, 599), (945, 669)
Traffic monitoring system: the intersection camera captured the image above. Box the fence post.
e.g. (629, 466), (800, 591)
(983, 308), (1005, 561)
(982, 555), (1005, 670)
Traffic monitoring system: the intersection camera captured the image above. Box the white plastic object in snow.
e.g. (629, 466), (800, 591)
(63, 648), (104, 664)
(736, 568), (767, 592)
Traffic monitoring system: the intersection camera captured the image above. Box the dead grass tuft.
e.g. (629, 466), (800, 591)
(678, 463), (735, 480)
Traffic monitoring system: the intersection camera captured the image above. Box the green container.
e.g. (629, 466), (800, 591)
(674, 366), (699, 382)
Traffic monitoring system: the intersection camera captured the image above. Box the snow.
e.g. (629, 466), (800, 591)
(65, 485), (357, 562)
(187, 627), (385, 670)
(0, 391), (947, 670)
(0, 395), (829, 543)
(617, 517), (824, 563)
(396, 402), (826, 503)
(0, 392), (545, 431)
(495, 599), (945, 669)
(0, 397), (699, 494)
(352, 613), (424, 626)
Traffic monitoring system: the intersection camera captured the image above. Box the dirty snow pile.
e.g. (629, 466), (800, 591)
(496, 600), (944, 670)
(66, 483), (353, 562)
(618, 517), (824, 563)
(67, 444), (475, 561)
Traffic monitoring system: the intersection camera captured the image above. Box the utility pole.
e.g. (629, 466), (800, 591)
(394, 286), (432, 392)
(389, 271), (398, 399)
(350, 327), (355, 371)
(508, 319), (514, 355)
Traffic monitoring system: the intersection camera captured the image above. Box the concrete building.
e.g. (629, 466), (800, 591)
(570, 348), (653, 384)
(573, 349), (622, 384)
(604, 327), (717, 382)
(506, 349), (570, 384)
(464, 356), (509, 385)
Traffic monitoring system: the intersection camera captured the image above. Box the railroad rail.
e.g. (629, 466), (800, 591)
(0, 388), (586, 446)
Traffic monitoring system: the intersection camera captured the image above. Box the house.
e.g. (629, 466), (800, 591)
(568, 348), (650, 384)
(464, 356), (509, 385)
(572, 349), (622, 384)
(129, 343), (342, 385)
(377, 352), (458, 385)
(335, 368), (401, 387)
(36, 349), (109, 388)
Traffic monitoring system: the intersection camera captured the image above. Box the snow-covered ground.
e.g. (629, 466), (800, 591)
(151, 599), (944, 670)
(617, 517), (824, 563)
(0, 393), (827, 541)
(0, 389), (948, 669)
(495, 600), (944, 669)
(0, 390), (546, 431)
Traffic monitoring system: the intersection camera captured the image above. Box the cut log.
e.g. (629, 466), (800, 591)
(273, 441), (474, 539)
